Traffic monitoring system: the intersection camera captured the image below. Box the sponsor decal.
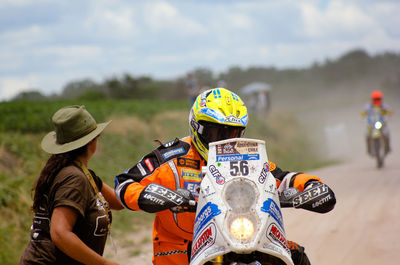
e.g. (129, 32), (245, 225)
(200, 108), (225, 123)
(261, 198), (284, 229)
(235, 141), (258, 152)
(241, 114), (248, 126)
(200, 92), (209, 107)
(145, 184), (184, 205)
(216, 141), (258, 155)
(191, 223), (217, 260)
(258, 162), (270, 184)
(184, 181), (201, 198)
(267, 223), (290, 254)
(209, 165), (225, 184)
(177, 158), (200, 170)
(262, 242), (283, 255)
(144, 158), (154, 172)
(162, 147), (185, 159)
(224, 115), (242, 125)
(216, 154), (260, 162)
(143, 193), (165, 205)
(293, 183), (328, 207)
(312, 194), (332, 208)
(181, 169), (202, 181)
(217, 142), (237, 155)
(203, 185), (216, 198)
(193, 202), (221, 238)
(266, 184), (275, 195)
(136, 163), (147, 176)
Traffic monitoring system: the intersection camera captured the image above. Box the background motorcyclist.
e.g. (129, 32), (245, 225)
(114, 88), (335, 265)
(361, 90), (392, 155)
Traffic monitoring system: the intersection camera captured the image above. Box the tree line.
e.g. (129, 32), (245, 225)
(12, 49), (400, 101)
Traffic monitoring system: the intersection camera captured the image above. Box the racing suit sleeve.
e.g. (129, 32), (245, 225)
(269, 161), (321, 193)
(114, 139), (192, 213)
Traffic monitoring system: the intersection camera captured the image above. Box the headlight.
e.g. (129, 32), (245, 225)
(224, 178), (258, 213)
(374, 121), (382, 129)
(223, 178), (259, 242)
(230, 217), (255, 240)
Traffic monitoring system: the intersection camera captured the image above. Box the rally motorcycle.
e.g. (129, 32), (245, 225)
(188, 138), (335, 265)
(367, 108), (387, 168)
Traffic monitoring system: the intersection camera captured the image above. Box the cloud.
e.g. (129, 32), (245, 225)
(84, 1), (139, 39)
(0, 77), (36, 101)
(0, 24), (47, 47)
(143, 1), (206, 35)
(33, 45), (103, 68)
(300, 1), (376, 40)
(0, 0), (51, 8)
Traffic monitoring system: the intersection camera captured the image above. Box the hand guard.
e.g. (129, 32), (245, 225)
(295, 181), (336, 213)
(138, 183), (196, 213)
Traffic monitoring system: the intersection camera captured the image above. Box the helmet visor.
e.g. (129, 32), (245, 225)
(198, 121), (245, 147)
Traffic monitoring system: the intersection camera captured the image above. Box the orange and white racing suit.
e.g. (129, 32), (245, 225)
(114, 136), (321, 265)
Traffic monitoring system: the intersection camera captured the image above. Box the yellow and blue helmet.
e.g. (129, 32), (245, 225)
(189, 88), (248, 160)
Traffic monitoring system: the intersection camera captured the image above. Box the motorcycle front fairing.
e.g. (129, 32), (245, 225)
(190, 138), (294, 265)
(368, 107), (385, 138)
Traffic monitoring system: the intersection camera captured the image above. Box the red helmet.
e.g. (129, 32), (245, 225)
(370, 90), (383, 106)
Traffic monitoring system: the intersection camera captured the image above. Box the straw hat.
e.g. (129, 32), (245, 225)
(41, 105), (111, 154)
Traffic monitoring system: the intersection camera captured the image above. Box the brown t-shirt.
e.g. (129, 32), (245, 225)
(19, 165), (112, 265)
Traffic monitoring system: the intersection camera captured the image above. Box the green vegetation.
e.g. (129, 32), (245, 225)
(0, 98), (330, 265)
(0, 99), (187, 132)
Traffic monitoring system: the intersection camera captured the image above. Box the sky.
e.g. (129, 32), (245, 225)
(0, 0), (399, 101)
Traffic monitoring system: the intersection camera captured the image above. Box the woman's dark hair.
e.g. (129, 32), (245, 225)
(32, 144), (88, 211)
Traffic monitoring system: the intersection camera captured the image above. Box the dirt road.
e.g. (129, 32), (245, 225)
(106, 103), (400, 265)
(284, 152), (400, 265)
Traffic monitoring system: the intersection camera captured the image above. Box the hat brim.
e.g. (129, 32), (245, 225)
(41, 121), (111, 154)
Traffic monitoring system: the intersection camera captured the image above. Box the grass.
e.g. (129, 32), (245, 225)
(0, 99), (188, 133)
(0, 99), (333, 265)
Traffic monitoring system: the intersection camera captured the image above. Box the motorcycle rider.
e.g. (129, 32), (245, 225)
(115, 88), (335, 265)
(361, 90), (392, 155)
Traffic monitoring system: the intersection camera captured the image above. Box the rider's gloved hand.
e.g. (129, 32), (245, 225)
(170, 188), (197, 213)
(292, 173), (322, 192)
(304, 180), (321, 190)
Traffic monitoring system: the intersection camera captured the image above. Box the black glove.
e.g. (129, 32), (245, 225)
(138, 183), (196, 213)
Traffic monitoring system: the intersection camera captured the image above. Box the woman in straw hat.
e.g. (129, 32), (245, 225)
(20, 105), (122, 265)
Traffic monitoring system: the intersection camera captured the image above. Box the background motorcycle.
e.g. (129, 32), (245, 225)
(367, 108), (387, 168)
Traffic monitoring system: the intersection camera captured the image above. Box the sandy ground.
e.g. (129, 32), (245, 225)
(283, 100), (400, 265)
(105, 101), (400, 265)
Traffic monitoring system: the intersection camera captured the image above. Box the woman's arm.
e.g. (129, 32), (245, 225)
(50, 206), (119, 265)
(102, 183), (124, 210)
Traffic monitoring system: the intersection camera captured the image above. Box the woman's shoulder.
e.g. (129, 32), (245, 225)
(54, 164), (87, 186)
